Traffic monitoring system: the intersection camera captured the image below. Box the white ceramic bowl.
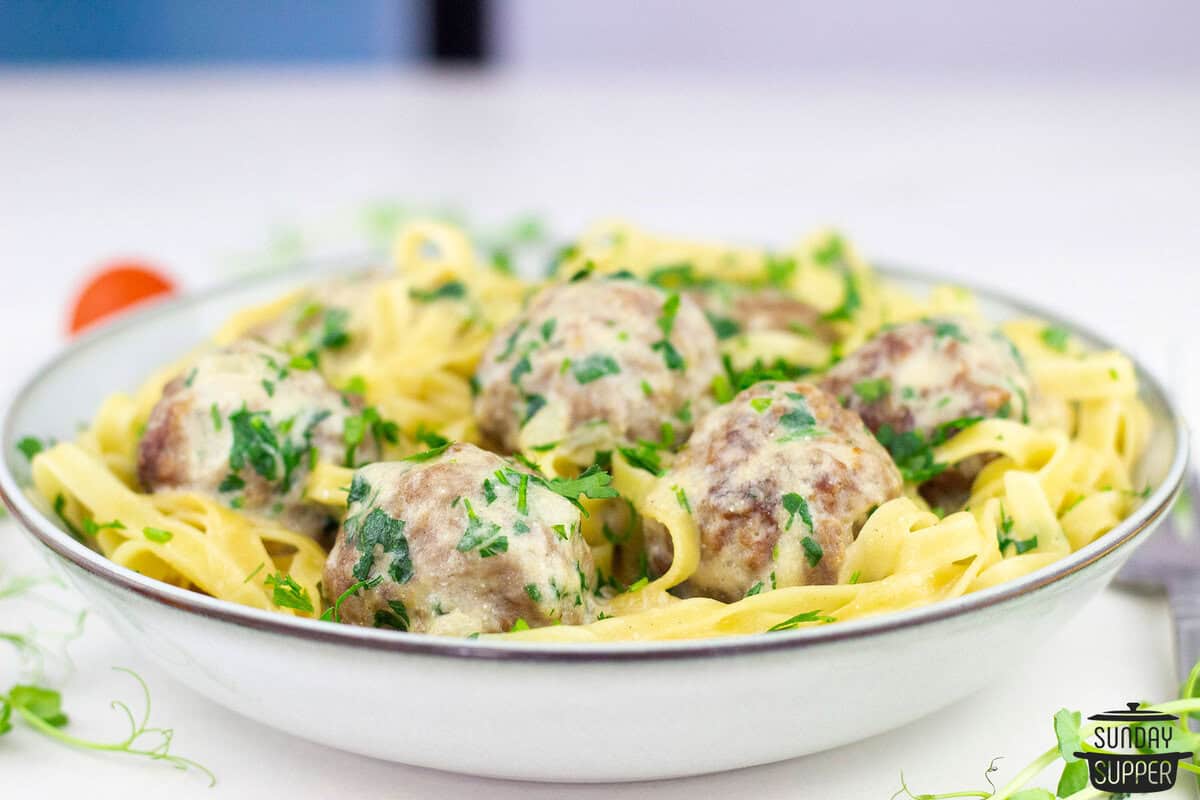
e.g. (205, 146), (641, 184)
(0, 261), (1188, 782)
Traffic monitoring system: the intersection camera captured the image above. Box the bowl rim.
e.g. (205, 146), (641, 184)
(0, 256), (1189, 662)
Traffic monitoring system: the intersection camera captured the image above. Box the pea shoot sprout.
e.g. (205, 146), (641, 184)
(896, 661), (1200, 799)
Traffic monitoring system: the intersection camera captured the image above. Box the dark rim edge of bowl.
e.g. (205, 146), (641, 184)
(0, 255), (1189, 663)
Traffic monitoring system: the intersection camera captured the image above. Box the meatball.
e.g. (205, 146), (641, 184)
(323, 443), (595, 635)
(242, 271), (380, 358)
(645, 382), (902, 601)
(473, 277), (722, 461)
(819, 316), (1032, 439)
(688, 288), (837, 343)
(138, 340), (375, 537)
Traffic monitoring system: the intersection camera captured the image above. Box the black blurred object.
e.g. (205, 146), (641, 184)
(429, 0), (488, 63)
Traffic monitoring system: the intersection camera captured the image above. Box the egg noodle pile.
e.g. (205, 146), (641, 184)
(28, 220), (1151, 641)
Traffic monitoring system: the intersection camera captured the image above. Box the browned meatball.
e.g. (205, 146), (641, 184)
(138, 341), (375, 537)
(820, 316), (1031, 440)
(243, 271), (379, 358)
(645, 382), (902, 601)
(473, 277), (722, 462)
(688, 288), (837, 343)
(324, 443), (596, 635)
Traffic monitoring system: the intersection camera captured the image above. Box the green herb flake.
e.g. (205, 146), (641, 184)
(409, 281), (467, 303)
(673, 485), (691, 513)
(782, 492), (813, 531)
(618, 442), (663, 476)
(524, 583), (542, 602)
(745, 582), (765, 597)
(996, 504), (1038, 555)
(705, 311), (741, 340)
(142, 527), (173, 544)
(16, 436), (44, 462)
(931, 319), (969, 342)
(1040, 326), (1070, 352)
(373, 599), (410, 631)
(263, 572), (313, 613)
(767, 609), (835, 632)
(852, 377), (891, 403)
(349, 507), (413, 583)
(750, 397), (773, 413)
(400, 442), (451, 463)
(801, 536), (824, 567)
(456, 498), (507, 558)
(571, 353), (621, 384)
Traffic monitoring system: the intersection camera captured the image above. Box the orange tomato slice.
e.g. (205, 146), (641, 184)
(68, 260), (176, 335)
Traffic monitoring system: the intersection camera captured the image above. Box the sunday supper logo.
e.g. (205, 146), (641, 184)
(1069, 702), (1192, 794)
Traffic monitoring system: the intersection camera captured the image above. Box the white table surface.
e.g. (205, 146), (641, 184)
(0, 69), (1197, 798)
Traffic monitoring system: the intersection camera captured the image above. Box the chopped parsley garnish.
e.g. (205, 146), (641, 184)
(516, 473), (529, 515)
(401, 442), (452, 462)
(509, 618), (530, 632)
(373, 599), (409, 630)
(745, 582), (765, 597)
(931, 319), (968, 342)
(996, 504), (1038, 555)
(765, 254), (797, 287)
(540, 318), (557, 342)
(801, 536), (824, 567)
(319, 574), (383, 622)
(456, 498), (507, 558)
(343, 406), (400, 466)
(229, 408), (281, 481)
(676, 401), (693, 423)
(524, 583), (542, 602)
(766, 609), (835, 632)
(650, 293), (686, 372)
(261, 380), (275, 398)
(873, 416), (983, 483)
(217, 473), (245, 492)
(777, 393), (827, 441)
(82, 518), (125, 537)
(673, 485), (691, 513)
(523, 394), (547, 425)
(413, 425), (449, 449)
(750, 397), (772, 413)
(818, 238), (860, 322)
(618, 441), (664, 476)
(782, 493), (813, 531)
(852, 377), (891, 403)
(571, 353), (621, 384)
(318, 308), (351, 350)
(264, 572), (313, 613)
(16, 436), (43, 462)
(646, 262), (716, 290)
(704, 311), (740, 340)
(640, 379), (654, 397)
(720, 354), (812, 396)
(509, 354), (532, 386)
(244, 562), (266, 584)
(52, 494), (82, 540)
(1040, 325), (1070, 352)
(343, 375), (367, 395)
(409, 281), (467, 302)
(496, 322), (528, 361)
(539, 464), (619, 511)
(210, 403), (222, 430)
(347, 507), (412, 583)
(346, 472), (371, 504)
(552, 523), (572, 541)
